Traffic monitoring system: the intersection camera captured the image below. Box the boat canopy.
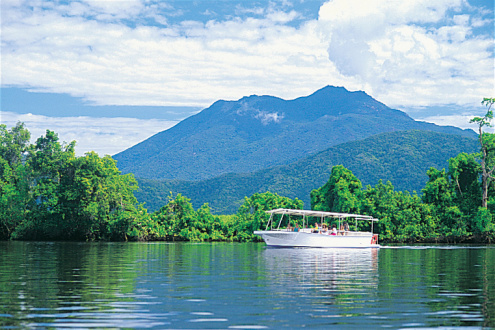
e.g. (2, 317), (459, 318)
(264, 208), (378, 232)
(266, 208), (379, 221)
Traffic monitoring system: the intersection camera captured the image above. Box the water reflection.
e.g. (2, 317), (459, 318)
(0, 242), (493, 329)
(378, 246), (495, 328)
(259, 248), (380, 327)
(262, 248), (378, 290)
(0, 241), (169, 329)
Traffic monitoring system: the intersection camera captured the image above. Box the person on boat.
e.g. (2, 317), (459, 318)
(294, 223), (299, 232)
(313, 223), (319, 233)
(343, 221), (349, 234)
(339, 223), (345, 235)
(321, 223), (328, 233)
(330, 224), (337, 235)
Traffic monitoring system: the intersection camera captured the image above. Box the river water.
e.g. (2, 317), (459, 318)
(0, 241), (493, 329)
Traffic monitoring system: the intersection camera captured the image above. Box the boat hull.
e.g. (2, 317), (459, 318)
(254, 230), (379, 248)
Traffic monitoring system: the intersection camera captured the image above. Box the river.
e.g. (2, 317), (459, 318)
(0, 241), (493, 328)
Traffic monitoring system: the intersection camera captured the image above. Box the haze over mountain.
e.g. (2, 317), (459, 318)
(135, 130), (479, 214)
(114, 86), (476, 181)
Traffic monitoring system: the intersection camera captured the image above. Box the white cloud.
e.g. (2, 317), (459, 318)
(79, 0), (144, 18)
(318, 0), (493, 107)
(255, 111), (284, 125)
(417, 114), (494, 134)
(1, 0), (493, 112)
(1, 1), (339, 107)
(234, 100), (285, 124)
(1, 111), (177, 156)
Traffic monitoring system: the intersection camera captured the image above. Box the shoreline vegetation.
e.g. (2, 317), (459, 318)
(1, 99), (495, 244)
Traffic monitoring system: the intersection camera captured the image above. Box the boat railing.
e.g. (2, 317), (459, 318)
(262, 228), (372, 236)
(264, 208), (379, 235)
(340, 231), (373, 236)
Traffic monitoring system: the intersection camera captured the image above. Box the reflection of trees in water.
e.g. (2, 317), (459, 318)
(378, 247), (495, 328)
(2, 242), (493, 328)
(0, 241), (142, 328)
(481, 249), (495, 328)
(261, 248), (379, 306)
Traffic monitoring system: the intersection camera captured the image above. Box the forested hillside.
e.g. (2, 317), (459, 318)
(114, 86), (475, 181)
(135, 130), (479, 214)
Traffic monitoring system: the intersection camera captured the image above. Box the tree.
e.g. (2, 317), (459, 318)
(0, 123), (31, 239)
(311, 165), (363, 213)
(56, 152), (141, 241)
(14, 130), (77, 239)
(8, 128), (143, 241)
(470, 97), (495, 208)
(422, 168), (453, 208)
(236, 191), (303, 238)
(362, 180), (437, 242)
(421, 154), (483, 238)
(361, 180), (398, 240)
(0, 158), (29, 239)
(448, 153), (481, 214)
(471, 207), (493, 236)
(151, 193), (196, 240)
(0, 122), (31, 168)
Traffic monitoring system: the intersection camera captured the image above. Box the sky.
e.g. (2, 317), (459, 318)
(1, 0), (494, 156)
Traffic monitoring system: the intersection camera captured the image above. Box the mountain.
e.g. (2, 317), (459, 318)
(135, 130), (479, 214)
(113, 86), (476, 181)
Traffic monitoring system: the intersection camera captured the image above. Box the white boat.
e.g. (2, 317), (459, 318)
(254, 208), (380, 248)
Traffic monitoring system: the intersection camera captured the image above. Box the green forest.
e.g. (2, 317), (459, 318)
(1, 99), (494, 243)
(135, 130), (479, 214)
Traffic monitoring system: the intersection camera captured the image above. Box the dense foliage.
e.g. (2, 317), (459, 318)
(1, 119), (494, 243)
(130, 191), (303, 242)
(0, 123), (145, 241)
(310, 161), (495, 243)
(0, 124), (304, 242)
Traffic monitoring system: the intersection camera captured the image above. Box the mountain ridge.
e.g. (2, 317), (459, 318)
(114, 85), (476, 181)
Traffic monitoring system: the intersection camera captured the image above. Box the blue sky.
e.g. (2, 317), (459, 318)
(1, 0), (494, 156)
